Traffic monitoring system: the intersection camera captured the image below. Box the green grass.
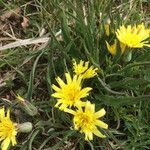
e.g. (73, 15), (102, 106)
(0, 0), (150, 149)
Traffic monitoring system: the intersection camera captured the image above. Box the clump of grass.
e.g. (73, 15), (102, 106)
(0, 0), (150, 149)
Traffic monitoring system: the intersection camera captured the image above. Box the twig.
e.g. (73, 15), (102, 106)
(0, 29), (62, 51)
(0, 37), (50, 51)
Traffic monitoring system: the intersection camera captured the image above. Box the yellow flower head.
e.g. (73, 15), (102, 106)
(106, 40), (117, 55)
(116, 23), (150, 48)
(81, 66), (98, 79)
(52, 73), (92, 110)
(73, 59), (98, 79)
(65, 101), (108, 140)
(106, 40), (126, 55)
(0, 108), (17, 150)
(73, 59), (89, 75)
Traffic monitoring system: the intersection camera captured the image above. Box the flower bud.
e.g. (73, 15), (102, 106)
(123, 50), (132, 62)
(16, 95), (38, 116)
(17, 122), (33, 133)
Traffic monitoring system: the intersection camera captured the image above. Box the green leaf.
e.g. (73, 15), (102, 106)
(95, 95), (150, 107)
(26, 51), (45, 101)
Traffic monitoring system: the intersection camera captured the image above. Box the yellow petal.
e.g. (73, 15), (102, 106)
(64, 108), (75, 115)
(52, 84), (61, 92)
(85, 101), (95, 114)
(51, 93), (63, 98)
(95, 120), (108, 129)
(11, 136), (17, 146)
(65, 73), (72, 84)
(144, 44), (150, 47)
(94, 108), (106, 118)
(79, 87), (92, 98)
(93, 128), (106, 138)
(59, 104), (68, 110)
(1, 137), (10, 150)
(56, 77), (65, 88)
(106, 40), (116, 55)
(85, 131), (93, 141)
(0, 108), (5, 120)
(6, 109), (10, 118)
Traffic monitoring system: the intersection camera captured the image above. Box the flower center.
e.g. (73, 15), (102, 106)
(66, 85), (80, 102)
(75, 113), (93, 129)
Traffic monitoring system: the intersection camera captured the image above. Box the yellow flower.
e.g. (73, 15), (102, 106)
(82, 66), (98, 79)
(65, 101), (108, 140)
(106, 40), (117, 55)
(52, 73), (92, 110)
(73, 59), (98, 79)
(116, 23), (150, 48)
(0, 108), (17, 150)
(106, 40), (126, 55)
(73, 59), (89, 75)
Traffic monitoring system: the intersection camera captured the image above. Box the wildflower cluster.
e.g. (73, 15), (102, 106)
(0, 21), (149, 149)
(105, 23), (150, 56)
(52, 60), (108, 140)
